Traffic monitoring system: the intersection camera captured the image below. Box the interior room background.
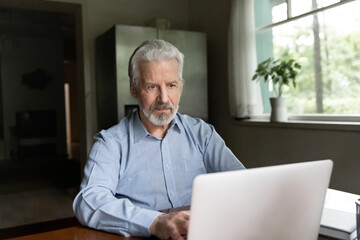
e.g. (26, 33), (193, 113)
(0, 0), (359, 230)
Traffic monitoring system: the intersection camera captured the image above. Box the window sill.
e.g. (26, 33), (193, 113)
(234, 114), (360, 132)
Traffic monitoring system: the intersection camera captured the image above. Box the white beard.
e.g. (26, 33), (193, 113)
(139, 101), (178, 126)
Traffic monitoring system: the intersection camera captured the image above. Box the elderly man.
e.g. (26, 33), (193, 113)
(73, 39), (245, 240)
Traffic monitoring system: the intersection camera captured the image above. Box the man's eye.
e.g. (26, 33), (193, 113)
(169, 83), (176, 88)
(147, 85), (156, 90)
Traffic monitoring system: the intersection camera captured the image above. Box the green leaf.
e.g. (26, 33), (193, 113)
(251, 57), (302, 97)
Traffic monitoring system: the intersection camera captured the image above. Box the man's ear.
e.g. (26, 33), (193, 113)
(179, 80), (184, 94)
(130, 85), (137, 98)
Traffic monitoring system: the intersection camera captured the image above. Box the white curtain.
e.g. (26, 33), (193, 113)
(228, 0), (263, 118)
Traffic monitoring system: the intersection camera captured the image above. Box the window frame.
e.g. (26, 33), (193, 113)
(256, 0), (356, 32)
(252, 0), (360, 125)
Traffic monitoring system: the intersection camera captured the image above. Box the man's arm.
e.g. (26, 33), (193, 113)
(73, 179), (191, 239)
(180, 115), (245, 173)
(201, 123), (245, 172)
(73, 185), (163, 237)
(73, 133), (162, 237)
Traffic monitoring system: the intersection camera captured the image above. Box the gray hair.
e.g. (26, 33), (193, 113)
(128, 39), (184, 89)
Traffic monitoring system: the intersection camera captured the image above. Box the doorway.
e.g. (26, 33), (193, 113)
(0, 0), (84, 230)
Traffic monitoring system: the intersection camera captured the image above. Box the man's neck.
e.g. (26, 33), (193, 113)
(139, 111), (171, 139)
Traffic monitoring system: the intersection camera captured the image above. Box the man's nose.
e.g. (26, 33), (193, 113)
(157, 86), (169, 103)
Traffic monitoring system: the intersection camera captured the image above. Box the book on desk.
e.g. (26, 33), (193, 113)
(320, 188), (359, 240)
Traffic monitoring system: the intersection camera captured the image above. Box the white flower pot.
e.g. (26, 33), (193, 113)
(270, 97), (287, 122)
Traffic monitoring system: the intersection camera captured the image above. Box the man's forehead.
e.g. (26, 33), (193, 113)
(142, 78), (182, 84)
(138, 58), (179, 67)
(138, 60), (180, 77)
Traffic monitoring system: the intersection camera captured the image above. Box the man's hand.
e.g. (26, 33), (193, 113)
(150, 210), (190, 240)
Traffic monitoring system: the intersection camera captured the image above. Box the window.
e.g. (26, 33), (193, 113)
(254, 0), (360, 115)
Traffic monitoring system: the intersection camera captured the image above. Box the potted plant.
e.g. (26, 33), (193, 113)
(252, 57), (301, 122)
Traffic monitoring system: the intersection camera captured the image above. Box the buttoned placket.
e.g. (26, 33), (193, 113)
(160, 132), (181, 208)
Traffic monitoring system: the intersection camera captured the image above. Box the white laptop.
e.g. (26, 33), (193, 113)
(187, 159), (333, 240)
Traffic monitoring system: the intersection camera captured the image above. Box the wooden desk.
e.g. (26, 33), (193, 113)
(6, 226), (150, 240)
(1, 215), (337, 240)
(3, 222), (337, 240)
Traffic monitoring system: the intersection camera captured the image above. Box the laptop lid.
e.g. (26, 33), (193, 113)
(187, 159), (333, 240)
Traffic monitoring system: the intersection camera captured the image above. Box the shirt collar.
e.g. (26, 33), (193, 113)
(171, 114), (182, 134)
(133, 111), (182, 143)
(133, 111), (149, 143)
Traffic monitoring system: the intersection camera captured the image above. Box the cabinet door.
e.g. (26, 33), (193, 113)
(115, 25), (157, 120)
(159, 30), (208, 121)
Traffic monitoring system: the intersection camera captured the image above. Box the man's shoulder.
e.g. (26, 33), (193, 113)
(97, 115), (131, 141)
(176, 113), (217, 147)
(177, 112), (204, 124)
(176, 113), (213, 131)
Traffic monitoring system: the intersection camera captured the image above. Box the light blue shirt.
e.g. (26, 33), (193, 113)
(73, 111), (245, 237)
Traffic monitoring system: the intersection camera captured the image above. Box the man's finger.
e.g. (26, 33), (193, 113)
(170, 229), (185, 240)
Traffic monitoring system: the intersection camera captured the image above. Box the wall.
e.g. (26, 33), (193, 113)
(227, 124), (360, 194)
(188, 0), (360, 194)
(188, 0), (232, 126)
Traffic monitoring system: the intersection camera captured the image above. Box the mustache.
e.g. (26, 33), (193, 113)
(150, 102), (174, 111)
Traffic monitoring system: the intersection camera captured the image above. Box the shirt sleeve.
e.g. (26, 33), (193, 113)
(200, 123), (245, 173)
(72, 133), (163, 237)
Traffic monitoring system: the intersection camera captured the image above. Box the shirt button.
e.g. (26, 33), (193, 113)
(165, 164), (170, 170)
